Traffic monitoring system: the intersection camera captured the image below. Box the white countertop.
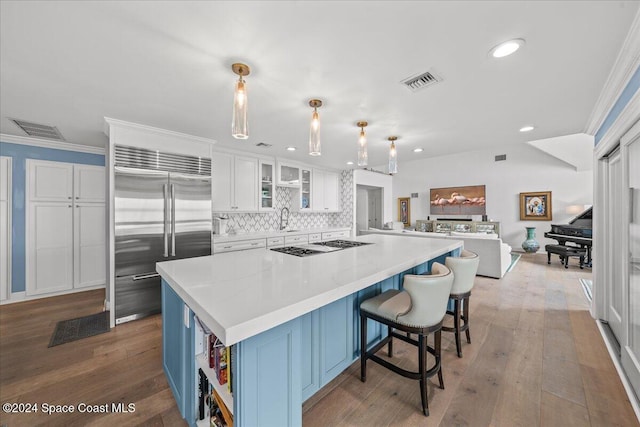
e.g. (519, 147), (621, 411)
(212, 226), (351, 243)
(156, 234), (462, 346)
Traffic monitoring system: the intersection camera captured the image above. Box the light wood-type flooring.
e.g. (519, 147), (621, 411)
(1, 253), (638, 426)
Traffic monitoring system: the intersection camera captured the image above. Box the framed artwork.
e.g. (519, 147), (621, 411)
(520, 191), (552, 221)
(430, 185), (486, 215)
(398, 197), (410, 226)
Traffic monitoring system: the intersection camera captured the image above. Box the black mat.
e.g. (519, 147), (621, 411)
(48, 311), (110, 347)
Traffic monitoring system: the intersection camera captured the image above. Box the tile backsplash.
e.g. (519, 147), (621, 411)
(216, 170), (353, 234)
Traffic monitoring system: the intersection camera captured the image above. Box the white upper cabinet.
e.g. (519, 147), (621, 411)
(312, 169), (340, 212)
(277, 161), (301, 186)
(29, 160), (73, 201)
(212, 152), (258, 212)
(74, 165), (105, 202)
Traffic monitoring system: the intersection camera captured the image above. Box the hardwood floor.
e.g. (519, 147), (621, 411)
(302, 253), (639, 427)
(0, 253), (637, 426)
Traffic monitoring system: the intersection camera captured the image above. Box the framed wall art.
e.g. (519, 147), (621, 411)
(519, 191), (552, 221)
(430, 185), (486, 215)
(398, 197), (410, 226)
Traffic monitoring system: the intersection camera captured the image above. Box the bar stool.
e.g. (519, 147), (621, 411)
(359, 262), (454, 416)
(443, 250), (479, 358)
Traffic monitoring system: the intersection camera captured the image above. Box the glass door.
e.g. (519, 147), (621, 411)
(301, 168), (311, 210)
(260, 161), (274, 211)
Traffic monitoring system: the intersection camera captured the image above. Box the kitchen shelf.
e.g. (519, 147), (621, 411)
(196, 353), (234, 416)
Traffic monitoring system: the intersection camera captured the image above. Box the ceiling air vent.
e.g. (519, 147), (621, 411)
(10, 118), (65, 141)
(401, 70), (442, 92)
(495, 154), (507, 161)
(255, 142), (272, 148)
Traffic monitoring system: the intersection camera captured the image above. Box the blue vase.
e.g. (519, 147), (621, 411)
(522, 227), (540, 253)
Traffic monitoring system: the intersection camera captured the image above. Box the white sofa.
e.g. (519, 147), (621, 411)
(361, 229), (512, 279)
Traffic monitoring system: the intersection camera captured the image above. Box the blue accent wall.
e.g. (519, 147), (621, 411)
(0, 141), (105, 293)
(595, 66), (640, 144)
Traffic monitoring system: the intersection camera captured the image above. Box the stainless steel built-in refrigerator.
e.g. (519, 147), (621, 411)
(114, 145), (212, 324)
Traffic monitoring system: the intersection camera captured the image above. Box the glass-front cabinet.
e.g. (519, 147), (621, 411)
(259, 160), (274, 212)
(300, 168), (311, 210)
(277, 161), (301, 186)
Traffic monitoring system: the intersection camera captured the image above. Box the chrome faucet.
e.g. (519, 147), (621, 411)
(280, 207), (290, 230)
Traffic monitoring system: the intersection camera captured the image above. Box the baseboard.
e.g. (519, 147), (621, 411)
(596, 320), (640, 422)
(0, 286), (105, 305)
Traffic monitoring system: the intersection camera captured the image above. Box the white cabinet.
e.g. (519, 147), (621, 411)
(213, 238), (266, 254)
(0, 157), (12, 301)
(277, 161), (301, 186)
(26, 160), (106, 296)
(312, 169), (340, 212)
(321, 230), (350, 241)
(284, 234), (308, 245)
(259, 160), (275, 212)
(212, 152), (258, 212)
(267, 236), (285, 247)
(74, 203), (106, 288)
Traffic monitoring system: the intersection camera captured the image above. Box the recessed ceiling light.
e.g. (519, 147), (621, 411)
(413, 148), (424, 153)
(489, 38), (525, 58)
(346, 161), (354, 165)
(519, 125), (535, 132)
(286, 146), (296, 151)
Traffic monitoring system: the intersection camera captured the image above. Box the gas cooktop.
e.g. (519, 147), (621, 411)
(270, 240), (373, 257)
(311, 240), (373, 249)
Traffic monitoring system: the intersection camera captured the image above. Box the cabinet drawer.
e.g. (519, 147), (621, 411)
(284, 235), (308, 245)
(308, 233), (321, 243)
(213, 238), (266, 254)
(267, 236), (285, 247)
(321, 230), (350, 241)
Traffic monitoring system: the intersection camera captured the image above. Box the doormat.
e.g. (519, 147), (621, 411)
(506, 253), (521, 273)
(579, 278), (593, 302)
(48, 311), (110, 347)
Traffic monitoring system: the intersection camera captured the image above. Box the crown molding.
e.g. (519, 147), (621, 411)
(594, 89), (640, 158)
(103, 117), (216, 146)
(0, 133), (105, 155)
(586, 9), (640, 135)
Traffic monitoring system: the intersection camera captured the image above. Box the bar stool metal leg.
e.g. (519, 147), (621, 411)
(360, 313), (367, 382)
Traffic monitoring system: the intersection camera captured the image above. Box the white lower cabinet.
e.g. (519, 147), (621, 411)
(28, 202), (74, 295)
(213, 238), (266, 254)
(267, 236), (285, 247)
(74, 203), (106, 288)
(308, 233), (321, 243)
(26, 160), (106, 297)
(321, 230), (350, 241)
(285, 234), (308, 245)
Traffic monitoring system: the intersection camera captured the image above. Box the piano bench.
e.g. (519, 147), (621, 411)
(545, 244), (586, 269)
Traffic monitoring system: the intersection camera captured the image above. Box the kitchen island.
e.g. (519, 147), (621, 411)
(156, 234), (462, 427)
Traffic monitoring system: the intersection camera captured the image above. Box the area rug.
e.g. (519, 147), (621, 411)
(506, 253), (521, 272)
(48, 311), (110, 347)
(579, 278), (593, 302)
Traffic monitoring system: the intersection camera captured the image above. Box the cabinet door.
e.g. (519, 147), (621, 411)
(161, 280), (195, 420)
(74, 165), (105, 202)
(234, 156), (258, 211)
(28, 160), (73, 202)
(74, 203), (106, 288)
(212, 152), (234, 211)
(312, 170), (324, 211)
(323, 171), (340, 211)
(259, 160), (275, 211)
(27, 202), (73, 295)
(319, 295), (353, 387)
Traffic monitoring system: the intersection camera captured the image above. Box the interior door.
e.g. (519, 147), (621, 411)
(607, 147), (624, 341)
(170, 173), (212, 260)
(622, 123), (640, 397)
(0, 157), (11, 301)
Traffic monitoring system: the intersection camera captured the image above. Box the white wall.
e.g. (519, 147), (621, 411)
(391, 143), (593, 251)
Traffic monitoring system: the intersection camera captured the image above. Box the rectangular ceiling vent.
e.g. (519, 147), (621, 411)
(401, 70), (443, 92)
(495, 154), (507, 161)
(10, 118), (65, 141)
(255, 142), (272, 148)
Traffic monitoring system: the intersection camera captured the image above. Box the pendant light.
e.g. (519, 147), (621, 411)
(357, 121), (368, 166)
(231, 63), (250, 139)
(388, 136), (398, 174)
(308, 99), (322, 156)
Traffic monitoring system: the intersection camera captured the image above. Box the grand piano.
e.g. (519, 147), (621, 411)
(544, 206), (593, 267)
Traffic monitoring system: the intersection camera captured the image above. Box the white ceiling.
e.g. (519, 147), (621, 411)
(1, 1), (638, 169)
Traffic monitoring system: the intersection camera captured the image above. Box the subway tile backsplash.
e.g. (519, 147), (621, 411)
(216, 170), (353, 234)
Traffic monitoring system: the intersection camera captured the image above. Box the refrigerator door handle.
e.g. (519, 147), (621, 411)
(132, 272), (161, 281)
(171, 183), (176, 256)
(163, 184), (169, 257)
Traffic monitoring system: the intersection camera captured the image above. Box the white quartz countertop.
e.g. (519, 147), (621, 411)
(212, 226), (351, 243)
(156, 234), (462, 346)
